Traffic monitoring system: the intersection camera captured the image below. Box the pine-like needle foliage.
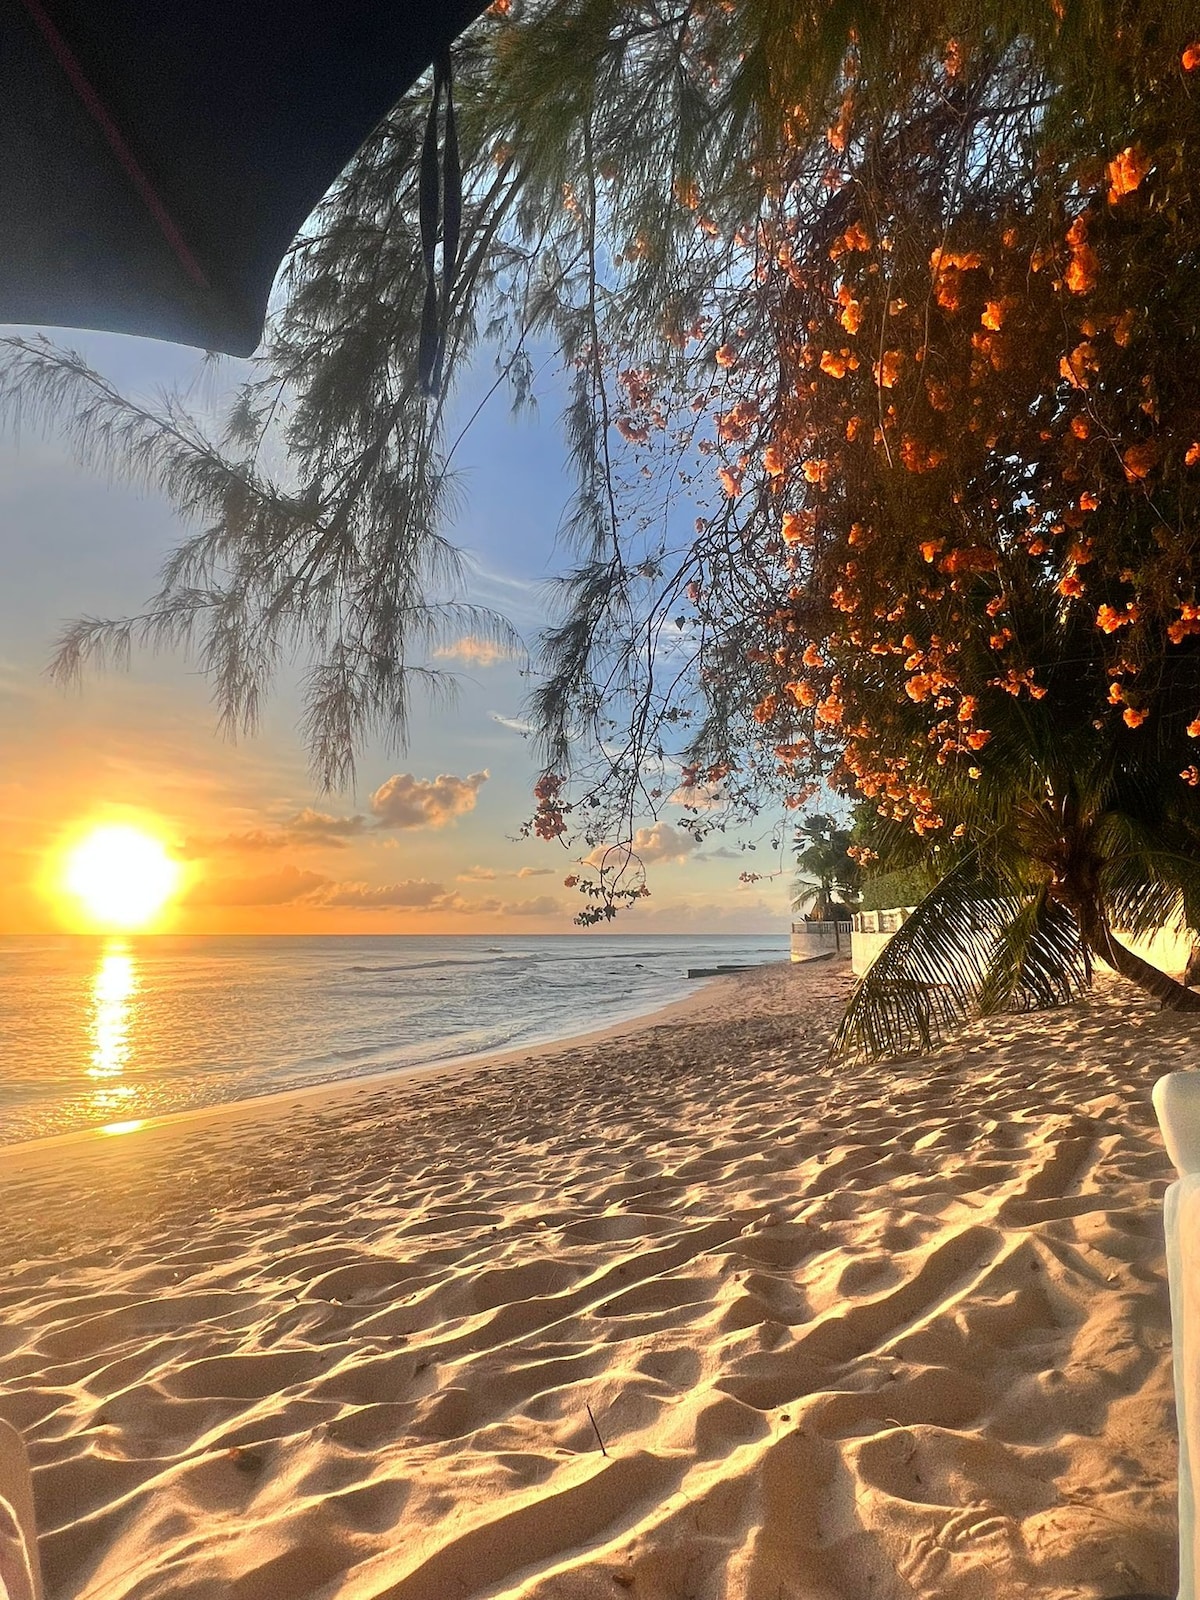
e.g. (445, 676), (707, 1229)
(0, 1), (823, 791)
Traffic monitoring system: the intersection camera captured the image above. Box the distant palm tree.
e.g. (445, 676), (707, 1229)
(791, 814), (860, 922)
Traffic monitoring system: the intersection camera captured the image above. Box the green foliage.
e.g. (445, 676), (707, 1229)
(857, 866), (939, 914)
(791, 811), (861, 916)
(836, 864), (1090, 1060)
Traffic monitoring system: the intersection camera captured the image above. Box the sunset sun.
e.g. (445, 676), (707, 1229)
(61, 824), (183, 930)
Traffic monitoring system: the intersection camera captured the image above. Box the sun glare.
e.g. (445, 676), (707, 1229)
(62, 825), (182, 930)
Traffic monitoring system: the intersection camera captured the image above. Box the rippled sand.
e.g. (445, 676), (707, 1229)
(0, 961), (1187, 1599)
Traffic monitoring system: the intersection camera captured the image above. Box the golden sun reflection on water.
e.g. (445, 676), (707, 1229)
(87, 946), (142, 1122)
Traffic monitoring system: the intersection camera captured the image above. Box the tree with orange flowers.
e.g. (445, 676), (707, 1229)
(697, 22), (1200, 1042)
(533, 9), (1200, 1037)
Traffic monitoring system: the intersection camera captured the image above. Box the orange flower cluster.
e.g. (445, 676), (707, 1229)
(930, 247), (984, 311)
(715, 399), (759, 443)
(1107, 146), (1151, 203)
(1064, 214), (1099, 295)
(1169, 604), (1200, 645)
(900, 438), (946, 473)
(1096, 603), (1140, 633)
(782, 509), (818, 544)
(532, 773), (569, 840)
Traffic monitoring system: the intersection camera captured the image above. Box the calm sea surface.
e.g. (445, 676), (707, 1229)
(0, 934), (788, 1145)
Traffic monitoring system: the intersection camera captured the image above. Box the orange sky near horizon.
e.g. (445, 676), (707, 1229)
(0, 662), (791, 938)
(0, 333), (794, 940)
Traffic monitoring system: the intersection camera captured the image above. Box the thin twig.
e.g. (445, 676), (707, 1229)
(586, 1403), (609, 1456)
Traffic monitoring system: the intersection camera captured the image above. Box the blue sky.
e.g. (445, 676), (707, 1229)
(0, 324), (794, 934)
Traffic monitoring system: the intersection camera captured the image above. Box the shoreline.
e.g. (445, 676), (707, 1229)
(1, 965), (790, 1173)
(1, 960), (1188, 1600)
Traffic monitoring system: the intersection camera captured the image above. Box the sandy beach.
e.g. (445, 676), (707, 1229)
(0, 959), (1189, 1600)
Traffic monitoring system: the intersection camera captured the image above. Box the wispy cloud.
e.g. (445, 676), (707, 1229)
(490, 712), (534, 736)
(187, 866), (333, 907)
(321, 878), (447, 908)
(434, 636), (523, 668)
(461, 559), (548, 629)
(500, 894), (562, 916)
(181, 828), (293, 858)
(289, 807), (368, 840)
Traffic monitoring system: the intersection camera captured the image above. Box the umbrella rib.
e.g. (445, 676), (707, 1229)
(15, 0), (211, 290)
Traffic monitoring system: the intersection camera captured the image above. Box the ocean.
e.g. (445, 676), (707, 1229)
(0, 933), (789, 1145)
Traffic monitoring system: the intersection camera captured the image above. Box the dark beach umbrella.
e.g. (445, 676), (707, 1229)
(0, 0), (489, 355)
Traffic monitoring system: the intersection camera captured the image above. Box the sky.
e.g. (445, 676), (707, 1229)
(0, 325), (794, 936)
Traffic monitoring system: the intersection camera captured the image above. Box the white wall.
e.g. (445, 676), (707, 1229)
(851, 908), (917, 976)
(790, 922), (852, 962)
(850, 907), (1194, 980)
(851, 929), (892, 975)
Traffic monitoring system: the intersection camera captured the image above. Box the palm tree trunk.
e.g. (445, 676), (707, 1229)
(1077, 903), (1200, 1011)
(1185, 941), (1200, 989)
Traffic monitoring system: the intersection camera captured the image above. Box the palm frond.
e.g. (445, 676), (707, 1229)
(835, 861), (1088, 1061)
(1096, 810), (1200, 938)
(976, 887), (1088, 1016)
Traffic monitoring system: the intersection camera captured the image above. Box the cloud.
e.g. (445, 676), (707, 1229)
(369, 771), (489, 830)
(461, 559), (547, 629)
(433, 893), (502, 915)
(434, 636), (521, 668)
(289, 807), (368, 840)
(500, 895), (563, 917)
(585, 821), (699, 870)
(184, 810), (366, 857)
(704, 845), (743, 860)
(181, 828), (292, 858)
(186, 776), (484, 861)
(490, 712), (534, 736)
(632, 822), (701, 863)
(458, 864), (552, 885)
(670, 782), (726, 811)
(321, 878), (447, 908)
(188, 867), (333, 906)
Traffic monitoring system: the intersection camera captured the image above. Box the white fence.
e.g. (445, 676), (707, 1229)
(790, 920), (853, 961)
